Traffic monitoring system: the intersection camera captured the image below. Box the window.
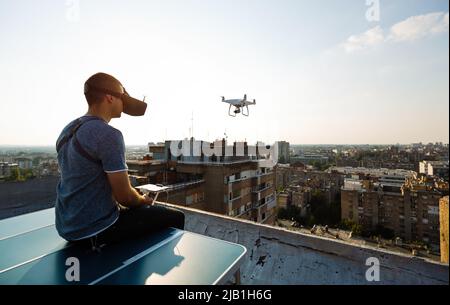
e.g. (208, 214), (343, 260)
(198, 192), (204, 202)
(186, 195), (193, 205)
(239, 205), (245, 214)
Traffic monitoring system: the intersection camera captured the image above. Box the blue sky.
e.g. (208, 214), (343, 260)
(0, 0), (448, 145)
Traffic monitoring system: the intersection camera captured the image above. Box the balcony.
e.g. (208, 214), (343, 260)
(252, 197), (276, 211)
(252, 185), (271, 194)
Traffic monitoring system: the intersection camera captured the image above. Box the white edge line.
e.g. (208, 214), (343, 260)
(212, 244), (247, 285)
(173, 231), (247, 285)
(0, 208), (55, 240)
(0, 242), (72, 274)
(88, 230), (184, 285)
(0, 223), (55, 242)
(0, 253), (49, 275)
(173, 230), (248, 285)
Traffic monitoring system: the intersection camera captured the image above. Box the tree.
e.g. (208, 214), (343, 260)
(277, 206), (303, 224)
(7, 168), (20, 181)
(339, 219), (362, 236)
(21, 168), (35, 180)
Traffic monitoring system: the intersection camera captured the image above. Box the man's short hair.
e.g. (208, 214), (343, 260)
(84, 73), (122, 106)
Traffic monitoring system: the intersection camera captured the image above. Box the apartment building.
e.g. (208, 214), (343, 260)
(128, 139), (277, 224)
(0, 162), (18, 179)
(163, 138), (277, 224)
(275, 163), (292, 190)
(341, 174), (446, 247)
(420, 160), (449, 181)
(277, 141), (290, 163)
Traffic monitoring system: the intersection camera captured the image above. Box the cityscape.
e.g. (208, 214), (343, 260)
(1, 141), (448, 265)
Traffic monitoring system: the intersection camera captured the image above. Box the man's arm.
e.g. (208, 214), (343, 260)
(107, 171), (153, 207)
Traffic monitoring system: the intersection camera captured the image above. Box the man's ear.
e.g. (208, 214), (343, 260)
(105, 94), (114, 104)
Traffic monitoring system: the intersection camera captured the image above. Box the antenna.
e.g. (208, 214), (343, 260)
(191, 111), (194, 139)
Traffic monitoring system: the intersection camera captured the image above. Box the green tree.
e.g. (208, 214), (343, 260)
(7, 167), (20, 181)
(21, 168), (35, 180)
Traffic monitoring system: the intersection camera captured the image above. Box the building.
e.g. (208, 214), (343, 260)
(167, 139), (277, 224)
(128, 138), (278, 224)
(440, 196), (449, 263)
(341, 174), (445, 248)
(14, 157), (33, 169)
(290, 186), (311, 217)
(277, 141), (290, 163)
(329, 166), (417, 179)
(0, 162), (19, 179)
(291, 154), (329, 164)
(148, 142), (165, 160)
(277, 192), (289, 209)
(420, 161), (449, 181)
(126, 160), (171, 184)
(275, 163), (292, 190)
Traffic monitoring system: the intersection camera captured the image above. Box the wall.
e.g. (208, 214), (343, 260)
(161, 202), (449, 284)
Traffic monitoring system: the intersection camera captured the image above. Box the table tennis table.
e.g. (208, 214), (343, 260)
(0, 207), (247, 285)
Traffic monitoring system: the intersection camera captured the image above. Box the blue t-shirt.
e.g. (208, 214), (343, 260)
(55, 115), (127, 241)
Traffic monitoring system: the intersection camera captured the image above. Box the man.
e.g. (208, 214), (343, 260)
(55, 72), (184, 248)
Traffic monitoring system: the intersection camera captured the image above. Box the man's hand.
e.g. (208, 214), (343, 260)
(107, 171), (152, 207)
(141, 194), (154, 206)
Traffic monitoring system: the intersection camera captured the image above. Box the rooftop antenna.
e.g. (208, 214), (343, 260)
(191, 111), (194, 139)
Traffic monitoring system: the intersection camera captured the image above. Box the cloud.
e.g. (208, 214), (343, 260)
(341, 25), (384, 53)
(341, 12), (449, 53)
(389, 12), (449, 42)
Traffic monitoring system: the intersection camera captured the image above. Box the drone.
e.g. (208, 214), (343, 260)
(221, 94), (256, 117)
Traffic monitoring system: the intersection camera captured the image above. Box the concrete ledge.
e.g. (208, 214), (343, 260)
(157, 202), (449, 285)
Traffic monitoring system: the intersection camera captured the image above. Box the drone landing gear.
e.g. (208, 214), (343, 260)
(242, 105), (249, 116)
(228, 104), (237, 117)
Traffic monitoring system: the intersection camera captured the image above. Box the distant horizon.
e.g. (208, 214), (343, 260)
(0, 141), (448, 148)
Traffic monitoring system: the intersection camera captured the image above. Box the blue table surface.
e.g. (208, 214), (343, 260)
(0, 208), (247, 285)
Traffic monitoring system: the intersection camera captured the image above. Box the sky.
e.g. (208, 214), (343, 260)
(0, 0), (448, 146)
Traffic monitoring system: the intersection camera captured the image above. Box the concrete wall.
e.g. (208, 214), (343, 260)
(159, 202), (449, 285)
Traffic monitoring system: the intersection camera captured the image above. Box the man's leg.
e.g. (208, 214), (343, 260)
(97, 205), (185, 245)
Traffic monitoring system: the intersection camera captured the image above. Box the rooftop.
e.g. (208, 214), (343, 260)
(169, 202), (448, 284)
(329, 166), (417, 178)
(1, 201), (448, 285)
